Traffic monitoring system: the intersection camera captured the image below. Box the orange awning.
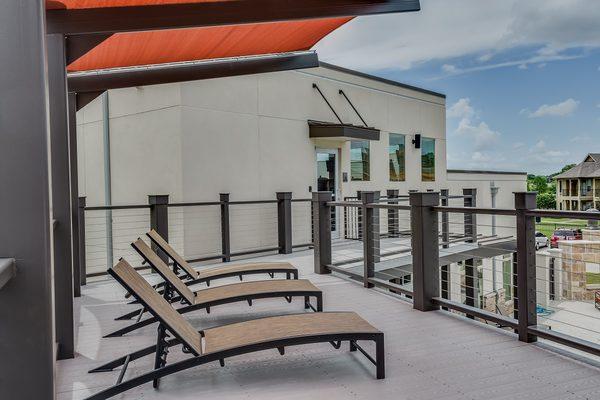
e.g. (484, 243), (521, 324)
(67, 17), (352, 72)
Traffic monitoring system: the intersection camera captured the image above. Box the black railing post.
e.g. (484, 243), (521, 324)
(148, 195), (170, 264)
(387, 189), (399, 238)
(515, 192), (538, 343)
(219, 193), (231, 262)
(78, 196), (86, 287)
(312, 191), (332, 274)
(463, 188), (478, 314)
(361, 191), (380, 288)
(277, 192), (293, 254)
(410, 192), (440, 311)
(356, 190), (363, 240)
(440, 189), (450, 308)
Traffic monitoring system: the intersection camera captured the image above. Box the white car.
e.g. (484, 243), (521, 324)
(535, 231), (549, 250)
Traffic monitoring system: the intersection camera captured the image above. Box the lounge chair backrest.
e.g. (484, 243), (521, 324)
(110, 259), (202, 355)
(132, 239), (196, 305)
(147, 230), (198, 279)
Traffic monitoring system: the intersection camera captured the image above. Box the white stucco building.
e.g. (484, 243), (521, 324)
(76, 63), (527, 275)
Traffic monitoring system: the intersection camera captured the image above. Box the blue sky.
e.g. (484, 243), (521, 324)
(315, 0), (600, 175)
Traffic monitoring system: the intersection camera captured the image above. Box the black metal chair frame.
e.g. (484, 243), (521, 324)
(87, 269), (385, 400)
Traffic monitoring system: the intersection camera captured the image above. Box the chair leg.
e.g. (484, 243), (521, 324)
(375, 335), (385, 379)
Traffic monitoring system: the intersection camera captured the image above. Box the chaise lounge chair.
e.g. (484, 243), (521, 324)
(147, 229), (299, 285)
(87, 259), (384, 400)
(106, 239), (322, 337)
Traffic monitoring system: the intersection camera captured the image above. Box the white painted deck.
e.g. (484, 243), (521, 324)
(58, 249), (600, 400)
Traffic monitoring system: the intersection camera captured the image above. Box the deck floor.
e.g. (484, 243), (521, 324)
(57, 249), (600, 400)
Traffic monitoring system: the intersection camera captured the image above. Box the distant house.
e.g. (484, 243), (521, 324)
(554, 153), (600, 211)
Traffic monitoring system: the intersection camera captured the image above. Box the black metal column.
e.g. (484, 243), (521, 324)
(149, 195), (169, 264)
(220, 193), (231, 262)
(387, 189), (399, 237)
(440, 189), (450, 308)
(69, 93), (81, 298)
(0, 1), (55, 397)
(410, 192), (440, 312)
(361, 191), (380, 288)
(78, 197), (87, 285)
(515, 192), (538, 343)
(277, 192), (293, 254)
(48, 34), (75, 360)
(312, 192), (332, 274)
(463, 188), (478, 314)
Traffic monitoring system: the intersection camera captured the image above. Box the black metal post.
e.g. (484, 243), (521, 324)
(0, 1), (55, 396)
(410, 192), (440, 311)
(361, 191), (380, 288)
(312, 192), (332, 274)
(277, 192), (293, 254)
(149, 195), (169, 264)
(463, 188), (477, 315)
(78, 197), (87, 286)
(387, 189), (399, 238)
(220, 193), (231, 262)
(357, 190), (363, 240)
(515, 192), (538, 343)
(48, 33), (75, 360)
(69, 93), (81, 298)
(440, 189), (450, 309)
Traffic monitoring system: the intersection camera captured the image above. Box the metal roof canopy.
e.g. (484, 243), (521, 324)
(308, 120), (381, 141)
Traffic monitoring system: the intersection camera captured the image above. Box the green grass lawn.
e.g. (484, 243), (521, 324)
(587, 273), (600, 285)
(535, 217), (588, 239)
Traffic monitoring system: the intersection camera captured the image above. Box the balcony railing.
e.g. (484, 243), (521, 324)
(313, 190), (600, 359)
(77, 192), (313, 279)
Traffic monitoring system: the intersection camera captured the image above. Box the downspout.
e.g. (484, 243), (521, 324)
(490, 181), (498, 294)
(103, 92), (114, 269)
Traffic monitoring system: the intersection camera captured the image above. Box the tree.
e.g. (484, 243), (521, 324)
(559, 164), (576, 174)
(528, 175), (548, 193)
(537, 192), (556, 209)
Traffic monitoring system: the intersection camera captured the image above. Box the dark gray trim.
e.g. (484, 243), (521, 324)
(0, 1), (55, 397)
(319, 62), (445, 99)
(47, 33), (75, 360)
(447, 169), (528, 176)
(68, 52), (319, 94)
(308, 121), (380, 141)
(0, 259), (16, 290)
(277, 192), (293, 254)
(47, 0), (420, 35)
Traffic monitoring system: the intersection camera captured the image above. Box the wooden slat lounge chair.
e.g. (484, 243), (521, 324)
(106, 239), (322, 337)
(87, 260), (384, 400)
(147, 229), (299, 285)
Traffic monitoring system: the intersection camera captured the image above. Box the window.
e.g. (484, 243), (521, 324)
(421, 137), (435, 181)
(350, 141), (370, 181)
(389, 133), (406, 181)
(503, 257), (512, 300)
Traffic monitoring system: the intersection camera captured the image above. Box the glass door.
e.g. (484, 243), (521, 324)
(316, 149), (339, 238)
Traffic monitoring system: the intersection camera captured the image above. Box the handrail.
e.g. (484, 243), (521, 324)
(433, 206), (517, 216)
(0, 258), (16, 290)
(85, 204), (150, 211)
(526, 209), (600, 220)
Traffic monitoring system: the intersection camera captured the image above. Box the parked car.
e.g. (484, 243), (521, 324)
(535, 231), (549, 250)
(550, 228), (582, 248)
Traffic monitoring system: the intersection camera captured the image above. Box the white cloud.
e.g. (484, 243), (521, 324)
(449, 99), (500, 151)
(441, 64), (457, 74)
(518, 64), (528, 70)
(447, 98), (474, 119)
(315, 0), (600, 73)
(513, 142), (525, 149)
(528, 98), (579, 118)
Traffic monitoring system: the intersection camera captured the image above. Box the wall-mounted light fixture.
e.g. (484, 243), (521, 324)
(412, 133), (421, 148)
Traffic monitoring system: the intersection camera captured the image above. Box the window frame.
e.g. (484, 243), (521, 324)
(389, 133), (406, 182)
(421, 136), (435, 182)
(350, 140), (370, 181)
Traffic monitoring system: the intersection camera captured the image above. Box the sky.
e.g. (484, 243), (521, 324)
(314, 0), (600, 175)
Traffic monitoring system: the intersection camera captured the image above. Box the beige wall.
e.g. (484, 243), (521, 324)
(76, 66), (525, 273)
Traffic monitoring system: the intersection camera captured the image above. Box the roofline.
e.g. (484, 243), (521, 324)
(319, 62), (446, 99)
(447, 169), (528, 176)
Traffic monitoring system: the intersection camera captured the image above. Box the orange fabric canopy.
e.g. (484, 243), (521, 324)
(47, 1), (226, 10)
(66, 18), (351, 72)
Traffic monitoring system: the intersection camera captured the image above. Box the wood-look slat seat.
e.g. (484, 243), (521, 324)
(96, 259), (384, 400)
(146, 229), (297, 282)
(203, 312), (380, 354)
(105, 240), (322, 337)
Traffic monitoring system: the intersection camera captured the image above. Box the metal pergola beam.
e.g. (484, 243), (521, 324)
(69, 52), (319, 95)
(47, 0), (421, 35)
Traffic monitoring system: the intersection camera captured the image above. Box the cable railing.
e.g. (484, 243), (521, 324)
(78, 192), (312, 277)
(312, 189), (600, 360)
